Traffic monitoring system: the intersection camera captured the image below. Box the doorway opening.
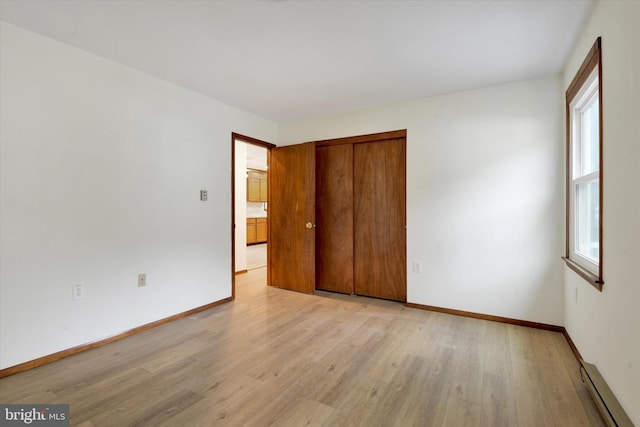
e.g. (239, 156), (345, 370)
(231, 133), (275, 300)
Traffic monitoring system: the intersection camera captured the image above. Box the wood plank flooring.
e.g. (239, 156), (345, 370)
(0, 267), (605, 426)
(246, 243), (267, 270)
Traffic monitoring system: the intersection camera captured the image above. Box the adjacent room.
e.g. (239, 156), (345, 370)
(1, 0), (638, 425)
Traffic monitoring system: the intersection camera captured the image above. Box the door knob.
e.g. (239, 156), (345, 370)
(305, 222), (316, 229)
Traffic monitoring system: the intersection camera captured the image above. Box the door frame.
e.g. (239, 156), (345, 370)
(313, 129), (406, 147)
(231, 132), (275, 300)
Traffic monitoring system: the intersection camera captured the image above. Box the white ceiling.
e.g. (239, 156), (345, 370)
(0, 0), (594, 122)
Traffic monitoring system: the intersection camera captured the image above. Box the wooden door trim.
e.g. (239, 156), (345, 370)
(231, 133), (276, 300)
(314, 129), (406, 147)
(233, 132), (277, 149)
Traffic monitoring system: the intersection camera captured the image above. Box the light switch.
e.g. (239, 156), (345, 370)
(200, 190), (208, 201)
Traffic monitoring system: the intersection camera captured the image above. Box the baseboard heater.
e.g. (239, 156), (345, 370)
(580, 360), (634, 426)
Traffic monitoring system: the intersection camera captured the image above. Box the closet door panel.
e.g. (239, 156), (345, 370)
(353, 138), (406, 302)
(316, 144), (354, 294)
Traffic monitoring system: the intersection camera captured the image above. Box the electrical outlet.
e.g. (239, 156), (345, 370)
(413, 261), (423, 273)
(200, 190), (208, 201)
(138, 273), (147, 287)
(72, 284), (85, 301)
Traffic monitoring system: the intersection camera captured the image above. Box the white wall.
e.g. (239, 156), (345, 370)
(0, 22), (276, 369)
(562, 1), (640, 424)
(247, 202), (267, 218)
(279, 75), (565, 326)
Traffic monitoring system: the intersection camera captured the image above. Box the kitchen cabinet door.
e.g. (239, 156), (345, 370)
(246, 219), (257, 244)
(256, 218), (267, 242)
(247, 177), (260, 202)
(247, 170), (267, 202)
(259, 176), (268, 202)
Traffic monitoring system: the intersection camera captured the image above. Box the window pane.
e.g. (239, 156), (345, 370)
(575, 178), (599, 262)
(580, 95), (599, 175)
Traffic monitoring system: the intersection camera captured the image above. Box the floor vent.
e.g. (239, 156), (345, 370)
(580, 360), (634, 427)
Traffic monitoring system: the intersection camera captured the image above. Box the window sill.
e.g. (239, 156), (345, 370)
(562, 257), (603, 291)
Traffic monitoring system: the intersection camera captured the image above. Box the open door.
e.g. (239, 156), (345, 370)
(269, 143), (316, 293)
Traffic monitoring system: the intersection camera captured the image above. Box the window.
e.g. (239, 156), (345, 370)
(564, 37), (603, 290)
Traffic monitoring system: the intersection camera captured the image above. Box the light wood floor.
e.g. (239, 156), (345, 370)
(1, 267), (605, 426)
(246, 243), (267, 270)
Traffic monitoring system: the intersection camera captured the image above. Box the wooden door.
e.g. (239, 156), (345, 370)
(269, 143), (316, 293)
(353, 138), (406, 301)
(315, 145), (354, 294)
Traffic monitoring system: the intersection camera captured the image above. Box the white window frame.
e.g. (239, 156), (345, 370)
(569, 68), (599, 273)
(564, 37), (603, 290)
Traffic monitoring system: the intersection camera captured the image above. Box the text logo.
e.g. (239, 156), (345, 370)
(0, 405), (69, 426)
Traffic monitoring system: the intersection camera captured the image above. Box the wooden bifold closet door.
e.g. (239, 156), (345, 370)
(315, 132), (406, 302)
(316, 144), (354, 294)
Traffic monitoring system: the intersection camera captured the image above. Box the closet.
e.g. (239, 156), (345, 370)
(269, 130), (406, 302)
(316, 133), (406, 301)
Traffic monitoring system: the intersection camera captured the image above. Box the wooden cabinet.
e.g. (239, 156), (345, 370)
(247, 218), (257, 244)
(247, 217), (267, 244)
(256, 218), (267, 242)
(259, 178), (267, 202)
(247, 170), (267, 202)
(247, 177), (261, 202)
